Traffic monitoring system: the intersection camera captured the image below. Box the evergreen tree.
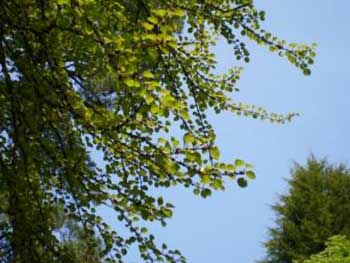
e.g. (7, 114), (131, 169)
(262, 158), (350, 263)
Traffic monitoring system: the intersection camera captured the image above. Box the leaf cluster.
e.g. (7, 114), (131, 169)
(0, 0), (315, 262)
(296, 235), (350, 263)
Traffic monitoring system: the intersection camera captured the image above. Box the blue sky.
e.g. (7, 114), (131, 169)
(134, 1), (350, 263)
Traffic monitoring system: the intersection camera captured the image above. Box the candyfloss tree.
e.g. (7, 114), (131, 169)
(0, 0), (316, 262)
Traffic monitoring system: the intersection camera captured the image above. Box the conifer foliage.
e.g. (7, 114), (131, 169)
(262, 158), (350, 263)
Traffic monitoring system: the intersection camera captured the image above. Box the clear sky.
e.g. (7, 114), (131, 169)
(132, 1), (350, 263)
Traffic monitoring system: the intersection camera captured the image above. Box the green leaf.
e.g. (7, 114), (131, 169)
(143, 70), (154, 79)
(162, 207), (173, 218)
(142, 22), (154, 31)
(210, 147), (220, 160)
(211, 179), (222, 190)
(157, 197), (164, 205)
(201, 189), (212, 198)
(154, 9), (167, 17)
(235, 159), (245, 167)
(145, 94), (154, 104)
(57, 0), (69, 4)
(246, 171), (256, 180)
(147, 16), (159, 24)
(303, 68), (311, 76)
(124, 79), (140, 87)
(183, 133), (195, 145)
(237, 178), (248, 188)
(200, 174), (211, 184)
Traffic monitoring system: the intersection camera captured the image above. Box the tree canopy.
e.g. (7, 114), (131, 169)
(261, 158), (350, 263)
(0, 0), (315, 262)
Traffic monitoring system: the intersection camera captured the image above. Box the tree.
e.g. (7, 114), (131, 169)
(0, 193), (102, 262)
(261, 158), (350, 263)
(53, 207), (103, 263)
(296, 235), (350, 263)
(0, 0), (315, 262)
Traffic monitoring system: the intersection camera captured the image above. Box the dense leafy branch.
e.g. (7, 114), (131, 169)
(0, 0), (315, 262)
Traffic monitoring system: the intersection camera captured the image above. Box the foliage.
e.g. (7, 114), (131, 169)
(57, 221), (102, 263)
(261, 158), (350, 263)
(0, 195), (102, 262)
(0, 0), (315, 262)
(296, 235), (350, 263)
